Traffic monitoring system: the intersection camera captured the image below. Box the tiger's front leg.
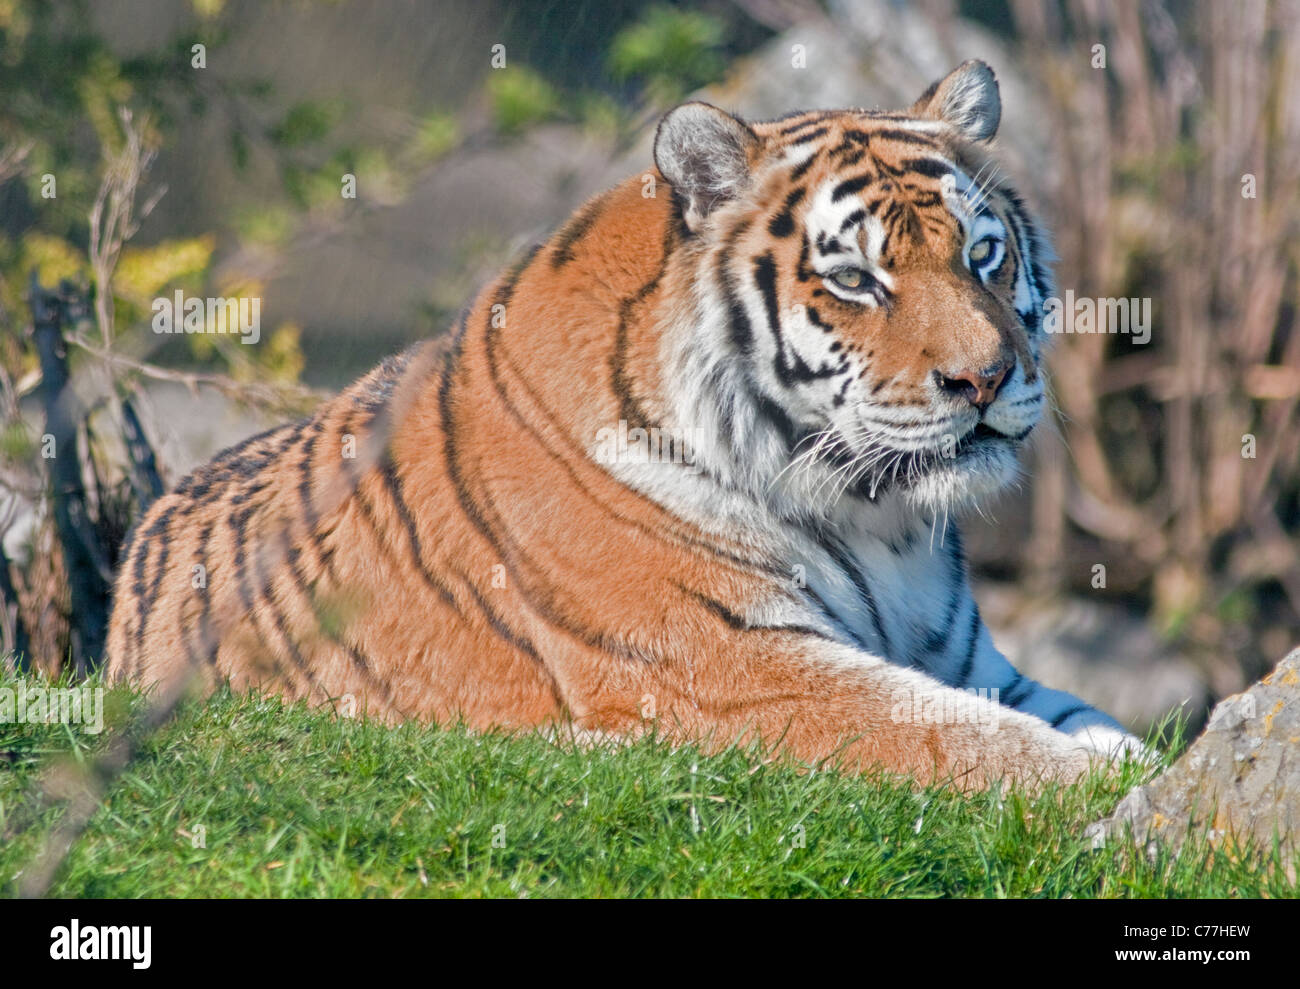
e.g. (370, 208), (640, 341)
(1006, 678), (1150, 761)
(937, 611), (1153, 763)
(555, 628), (1096, 792)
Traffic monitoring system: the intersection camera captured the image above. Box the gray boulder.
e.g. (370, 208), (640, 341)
(1090, 647), (1300, 859)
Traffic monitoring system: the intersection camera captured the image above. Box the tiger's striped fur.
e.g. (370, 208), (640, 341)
(108, 61), (1139, 790)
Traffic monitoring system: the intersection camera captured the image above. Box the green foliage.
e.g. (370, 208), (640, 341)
(233, 204), (297, 248)
(406, 111), (460, 163)
(0, 421), (34, 463)
(1, 679), (1293, 898)
(0, 0), (204, 235)
(114, 237), (216, 308)
(16, 232), (87, 285)
(577, 91), (628, 141)
(608, 5), (725, 105)
(255, 323), (306, 384)
(487, 65), (561, 135)
(269, 100), (344, 149)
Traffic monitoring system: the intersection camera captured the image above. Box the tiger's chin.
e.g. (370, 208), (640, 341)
(899, 435), (1023, 516)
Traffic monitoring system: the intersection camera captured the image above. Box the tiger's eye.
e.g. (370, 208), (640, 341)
(968, 239), (992, 263)
(832, 268), (865, 289)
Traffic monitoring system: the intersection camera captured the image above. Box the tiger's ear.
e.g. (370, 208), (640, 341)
(910, 60), (1001, 142)
(654, 102), (760, 232)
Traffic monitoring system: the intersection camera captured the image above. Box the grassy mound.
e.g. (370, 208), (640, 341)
(1, 673), (1294, 898)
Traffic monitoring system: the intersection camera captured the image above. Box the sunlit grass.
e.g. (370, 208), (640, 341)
(0, 671), (1294, 898)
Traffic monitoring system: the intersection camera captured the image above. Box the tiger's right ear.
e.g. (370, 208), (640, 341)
(910, 60), (1001, 142)
(654, 102), (760, 232)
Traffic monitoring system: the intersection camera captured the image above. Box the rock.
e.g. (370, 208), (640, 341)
(596, 0), (1055, 201)
(1093, 647), (1300, 859)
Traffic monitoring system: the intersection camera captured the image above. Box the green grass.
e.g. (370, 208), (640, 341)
(1, 671), (1295, 898)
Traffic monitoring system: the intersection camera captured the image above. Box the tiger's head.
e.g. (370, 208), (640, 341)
(654, 60), (1054, 521)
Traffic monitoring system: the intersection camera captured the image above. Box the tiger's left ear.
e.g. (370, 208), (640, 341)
(654, 102), (760, 232)
(911, 60), (1001, 142)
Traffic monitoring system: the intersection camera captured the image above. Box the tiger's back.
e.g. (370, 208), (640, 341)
(110, 176), (697, 729)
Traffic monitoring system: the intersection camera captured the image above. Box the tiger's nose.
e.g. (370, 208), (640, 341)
(935, 358), (1014, 411)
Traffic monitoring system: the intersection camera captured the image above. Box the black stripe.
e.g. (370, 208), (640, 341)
(838, 208), (866, 234)
(865, 112), (939, 123)
(903, 204), (923, 244)
(134, 504), (179, 666)
(753, 252), (840, 387)
(254, 529), (327, 701)
(794, 235), (812, 282)
(767, 186), (806, 238)
(226, 503), (312, 697)
(609, 213), (682, 428)
(175, 520), (213, 672)
(192, 520), (217, 669)
(806, 306), (834, 332)
(283, 541), (400, 712)
(899, 157), (951, 179)
(818, 533), (890, 656)
(297, 417), (324, 535)
(1001, 188), (1052, 305)
(789, 153), (818, 182)
(786, 125), (829, 146)
(677, 583), (832, 640)
(920, 529), (967, 655)
(747, 382), (803, 452)
(372, 457), (458, 611)
(228, 506), (258, 613)
(130, 517), (158, 655)
(956, 607), (980, 685)
(753, 252), (791, 386)
(797, 581), (861, 646)
(1001, 672), (1033, 709)
(718, 220), (755, 355)
(815, 232), (844, 255)
(859, 127), (942, 147)
(172, 419), (306, 505)
(1050, 704), (1093, 729)
(775, 113), (832, 135)
(229, 479), (270, 506)
(549, 190), (613, 268)
(831, 173), (874, 203)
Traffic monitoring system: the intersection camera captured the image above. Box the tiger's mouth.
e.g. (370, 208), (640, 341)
(823, 418), (1031, 502)
(954, 421), (1031, 455)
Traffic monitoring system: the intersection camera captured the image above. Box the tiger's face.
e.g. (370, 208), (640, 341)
(655, 60), (1054, 515)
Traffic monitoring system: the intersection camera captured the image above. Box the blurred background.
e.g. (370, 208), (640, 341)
(1, 0), (1297, 735)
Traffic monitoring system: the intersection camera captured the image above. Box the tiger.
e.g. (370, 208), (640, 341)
(107, 60), (1143, 791)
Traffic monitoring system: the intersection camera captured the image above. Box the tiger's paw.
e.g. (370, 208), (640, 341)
(1058, 711), (1158, 767)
